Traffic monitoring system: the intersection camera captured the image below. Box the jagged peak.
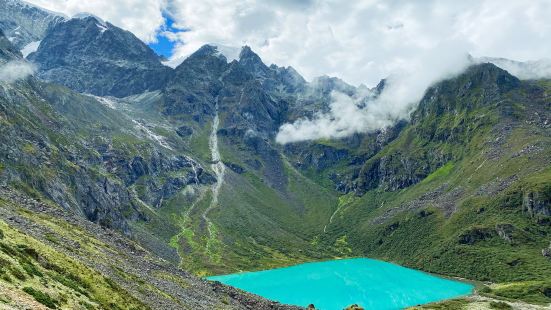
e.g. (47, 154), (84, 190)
(373, 78), (387, 95)
(236, 45), (270, 78)
(460, 62), (520, 90)
(239, 45), (260, 60)
(172, 44), (228, 73)
(72, 12), (107, 27)
(64, 13), (112, 34)
(194, 44), (219, 56)
(238, 45), (267, 67)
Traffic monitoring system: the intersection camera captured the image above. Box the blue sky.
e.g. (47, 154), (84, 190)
(148, 13), (177, 58)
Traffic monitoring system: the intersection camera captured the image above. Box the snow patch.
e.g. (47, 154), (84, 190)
(96, 23), (108, 33)
(89, 95), (117, 109)
(131, 119), (173, 150)
(21, 41), (41, 58)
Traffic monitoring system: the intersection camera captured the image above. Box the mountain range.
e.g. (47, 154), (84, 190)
(0, 0), (550, 309)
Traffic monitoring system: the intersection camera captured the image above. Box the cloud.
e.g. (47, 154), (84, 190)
(22, 0), (551, 142)
(276, 42), (471, 144)
(24, 1), (551, 83)
(0, 61), (35, 83)
(166, 0), (551, 86)
(25, 0), (167, 43)
(479, 58), (551, 80)
(162, 0), (551, 142)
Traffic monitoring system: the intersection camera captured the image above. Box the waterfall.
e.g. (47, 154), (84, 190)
(202, 98), (226, 244)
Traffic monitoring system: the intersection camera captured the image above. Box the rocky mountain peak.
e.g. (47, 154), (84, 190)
(173, 44), (228, 77)
(462, 62), (521, 91)
(239, 45), (261, 62)
(192, 44), (222, 58)
(311, 75), (357, 96)
(27, 15), (171, 97)
(0, 0), (65, 49)
(238, 45), (270, 78)
(373, 78), (387, 95)
(412, 62), (522, 126)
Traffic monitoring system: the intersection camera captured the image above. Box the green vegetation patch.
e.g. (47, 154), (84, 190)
(23, 286), (58, 309)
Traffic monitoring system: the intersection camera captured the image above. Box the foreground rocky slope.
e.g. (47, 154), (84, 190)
(0, 185), (301, 309)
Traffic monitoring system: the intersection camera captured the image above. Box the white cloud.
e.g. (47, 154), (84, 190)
(478, 57), (551, 80)
(0, 61), (35, 83)
(162, 0), (551, 142)
(166, 1), (551, 85)
(22, 0), (551, 142)
(23, 1), (551, 83)
(24, 0), (167, 43)
(276, 42), (471, 144)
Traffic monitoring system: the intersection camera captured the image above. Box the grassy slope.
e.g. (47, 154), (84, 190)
(163, 138), (339, 276)
(117, 94), (339, 276)
(0, 187), (303, 310)
(317, 76), (551, 305)
(0, 221), (146, 310)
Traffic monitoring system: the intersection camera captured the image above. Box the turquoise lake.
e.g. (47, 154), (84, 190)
(207, 258), (473, 310)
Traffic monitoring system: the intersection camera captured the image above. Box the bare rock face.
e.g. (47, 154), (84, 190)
(0, 0), (65, 50)
(495, 224), (515, 244)
(458, 227), (495, 245)
(0, 29), (22, 61)
(523, 190), (551, 222)
(543, 242), (551, 258)
(29, 16), (171, 97)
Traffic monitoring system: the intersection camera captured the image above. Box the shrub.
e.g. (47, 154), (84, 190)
(22, 287), (58, 309)
(22, 261), (43, 277)
(10, 267), (26, 281)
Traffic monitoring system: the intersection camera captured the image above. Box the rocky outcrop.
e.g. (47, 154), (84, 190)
(495, 224), (515, 244)
(284, 143), (349, 172)
(523, 189), (551, 222)
(542, 242), (551, 259)
(458, 227), (495, 245)
(0, 29), (22, 61)
(354, 151), (450, 194)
